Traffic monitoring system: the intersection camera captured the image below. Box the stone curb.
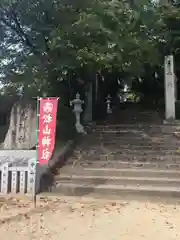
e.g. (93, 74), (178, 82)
(38, 137), (79, 192)
(38, 193), (180, 205)
(50, 138), (79, 168)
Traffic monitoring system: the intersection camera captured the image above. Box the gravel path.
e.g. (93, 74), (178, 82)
(0, 197), (179, 240)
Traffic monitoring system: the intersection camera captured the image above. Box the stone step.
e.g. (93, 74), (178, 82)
(50, 182), (180, 198)
(92, 134), (176, 139)
(59, 166), (180, 178)
(80, 133), (177, 139)
(92, 123), (179, 129)
(92, 130), (178, 136)
(90, 133), (177, 139)
(82, 135), (178, 141)
(67, 160), (180, 169)
(69, 154), (180, 163)
(73, 148), (180, 156)
(83, 138), (178, 145)
(77, 147), (180, 157)
(83, 142), (162, 146)
(92, 131), (178, 136)
(54, 175), (180, 188)
(92, 127), (177, 131)
(92, 131), (177, 136)
(104, 154), (180, 161)
(81, 133), (178, 144)
(80, 144), (180, 150)
(91, 130), (176, 136)
(46, 122), (180, 200)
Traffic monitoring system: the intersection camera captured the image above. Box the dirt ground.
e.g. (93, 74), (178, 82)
(0, 196), (179, 240)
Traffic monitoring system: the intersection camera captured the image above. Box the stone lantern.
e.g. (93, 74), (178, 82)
(70, 93), (86, 134)
(106, 94), (112, 114)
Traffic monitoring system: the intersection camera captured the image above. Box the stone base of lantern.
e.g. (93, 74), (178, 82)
(75, 123), (87, 134)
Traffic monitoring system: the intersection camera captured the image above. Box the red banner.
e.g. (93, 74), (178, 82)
(38, 98), (59, 165)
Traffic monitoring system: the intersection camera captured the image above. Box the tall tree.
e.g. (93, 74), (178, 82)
(0, 0), (163, 98)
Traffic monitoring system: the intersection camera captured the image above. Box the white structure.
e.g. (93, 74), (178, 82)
(164, 55), (176, 120)
(0, 159), (36, 194)
(70, 93), (86, 134)
(0, 150), (36, 194)
(106, 94), (112, 114)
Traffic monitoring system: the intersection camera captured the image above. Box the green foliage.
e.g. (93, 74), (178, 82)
(160, 5), (180, 72)
(1, 0), (180, 104)
(51, 0), (163, 75)
(0, 0), (163, 95)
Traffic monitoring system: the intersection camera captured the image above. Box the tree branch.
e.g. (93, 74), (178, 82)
(11, 9), (38, 54)
(0, 5), (59, 82)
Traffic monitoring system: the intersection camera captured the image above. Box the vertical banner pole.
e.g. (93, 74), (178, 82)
(33, 97), (40, 207)
(32, 96), (59, 207)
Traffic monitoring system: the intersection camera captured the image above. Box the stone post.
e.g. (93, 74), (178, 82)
(84, 83), (93, 123)
(11, 170), (18, 193)
(20, 170), (26, 194)
(1, 163), (9, 193)
(164, 55), (176, 120)
(27, 158), (36, 193)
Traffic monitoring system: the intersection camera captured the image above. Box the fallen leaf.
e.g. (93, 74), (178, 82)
(111, 202), (116, 207)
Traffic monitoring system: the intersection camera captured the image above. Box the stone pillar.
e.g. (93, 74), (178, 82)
(174, 74), (178, 101)
(164, 55), (176, 120)
(84, 83), (93, 123)
(27, 158), (36, 193)
(1, 163), (9, 193)
(95, 75), (98, 102)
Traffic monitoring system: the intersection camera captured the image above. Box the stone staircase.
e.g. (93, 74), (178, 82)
(50, 123), (180, 200)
